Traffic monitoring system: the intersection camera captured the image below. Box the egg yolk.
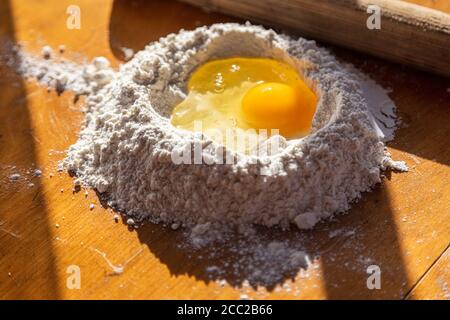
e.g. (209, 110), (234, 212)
(241, 82), (313, 137)
(171, 58), (317, 154)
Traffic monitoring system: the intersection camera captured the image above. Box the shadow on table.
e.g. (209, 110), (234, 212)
(126, 183), (410, 298)
(106, 0), (414, 298)
(0, 0), (59, 299)
(329, 46), (450, 167)
(109, 0), (235, 61)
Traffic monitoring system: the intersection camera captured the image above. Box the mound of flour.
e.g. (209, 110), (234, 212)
(15, 23), (407, 234)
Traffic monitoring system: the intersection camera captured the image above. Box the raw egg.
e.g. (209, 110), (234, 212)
(171, 58), (317, 154)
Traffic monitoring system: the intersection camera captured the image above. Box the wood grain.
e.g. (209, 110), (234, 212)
(0, 0), (449, 300)
(181, 0), (450, 77)
(407, 246), (450, 300)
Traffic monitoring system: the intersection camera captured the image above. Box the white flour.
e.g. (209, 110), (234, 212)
(13, 45), (115, 96)
(14, 23), (407, 239)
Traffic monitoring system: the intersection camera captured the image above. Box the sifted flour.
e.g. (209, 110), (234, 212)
(14, 23), (407, 235)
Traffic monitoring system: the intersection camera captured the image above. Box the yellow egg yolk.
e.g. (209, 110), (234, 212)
(241, 82), (314, 137)
(170, 58), (317, 154)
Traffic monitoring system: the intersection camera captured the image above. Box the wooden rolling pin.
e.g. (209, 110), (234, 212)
(181, 0), (450, 77)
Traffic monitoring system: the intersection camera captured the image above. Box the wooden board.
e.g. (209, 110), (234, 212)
(0, 0), (449, 300)
(406, 246), (450, 299)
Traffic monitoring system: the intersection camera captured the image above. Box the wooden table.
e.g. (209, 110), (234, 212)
(0, 0), (448, 300)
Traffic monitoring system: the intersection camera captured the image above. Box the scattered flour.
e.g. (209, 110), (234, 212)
(9, 173), (21, 181)
(120, 47), (134, 61)
(13, 46), (115, 96)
